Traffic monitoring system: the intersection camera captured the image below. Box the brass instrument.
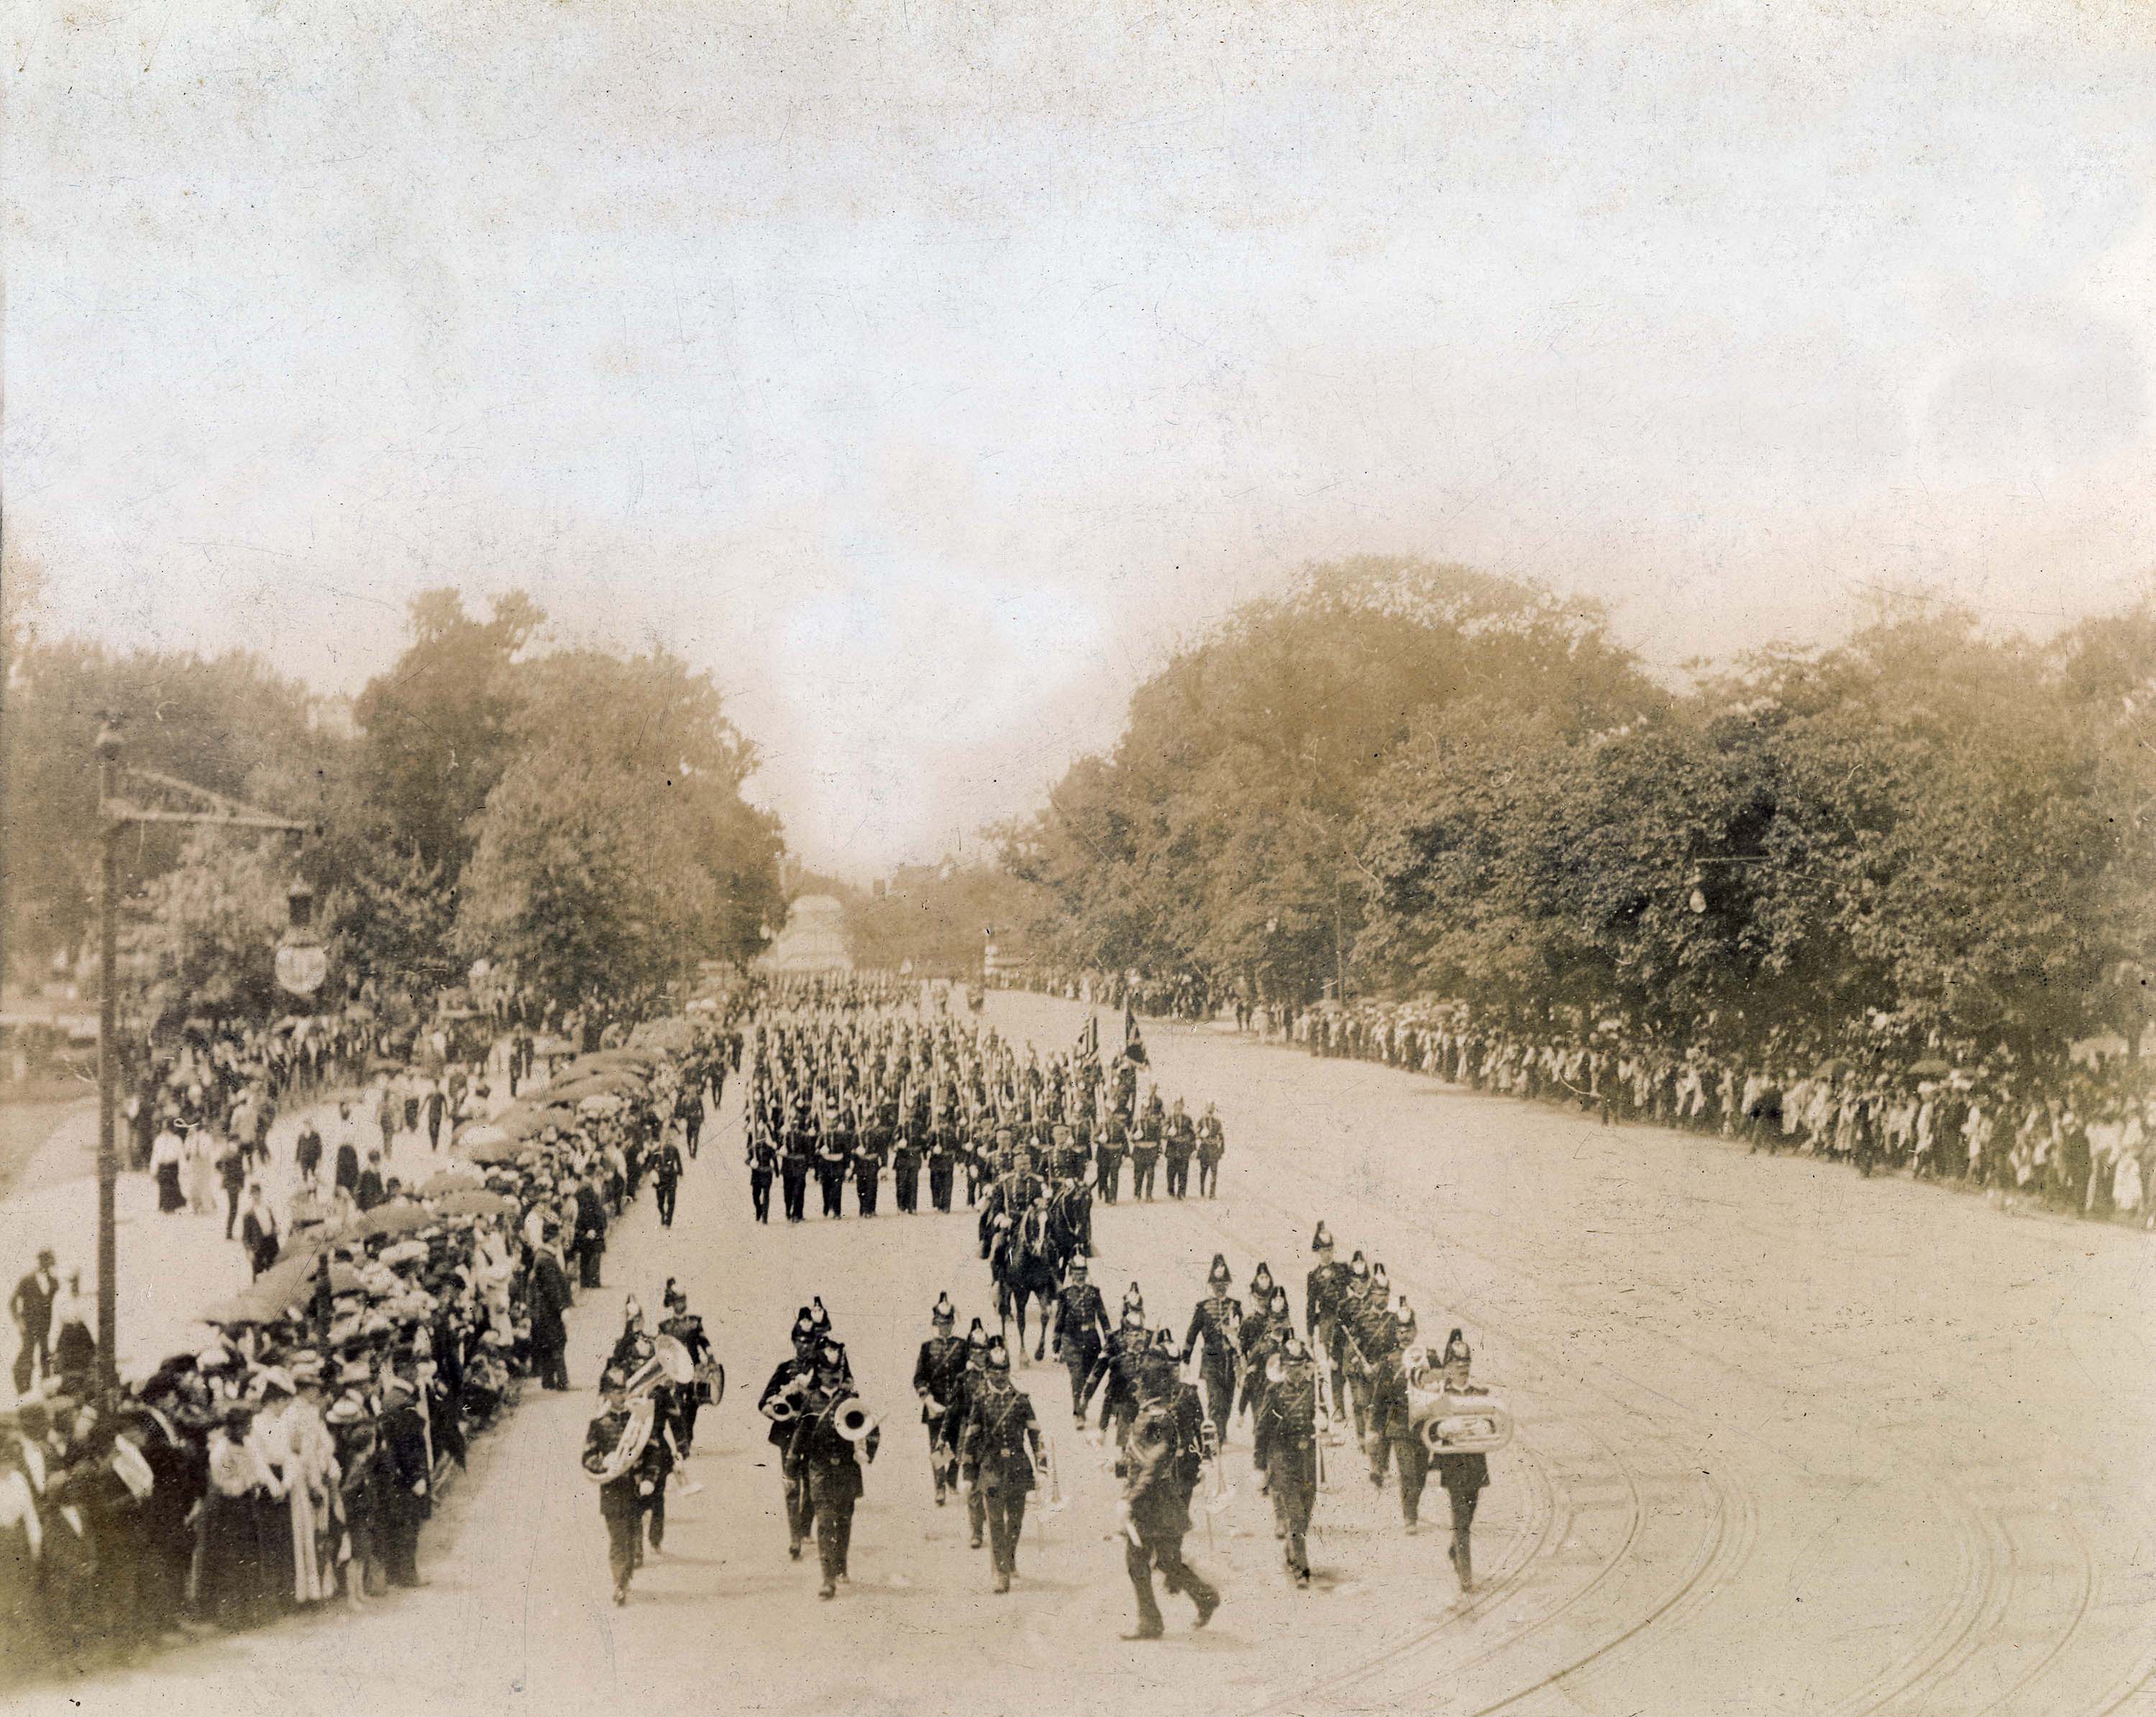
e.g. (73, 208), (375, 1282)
(833, 1396), (879, 1442)
(584, 1336), (696, 1483)
(762, 1375), (809, 1424)
(1407, 1352), (1515, 1456)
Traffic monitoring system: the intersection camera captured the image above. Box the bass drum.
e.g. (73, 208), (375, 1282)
(695, 1357), (726, 1409)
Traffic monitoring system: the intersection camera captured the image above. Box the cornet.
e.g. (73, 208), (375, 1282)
(763, 1375), (809, 1424)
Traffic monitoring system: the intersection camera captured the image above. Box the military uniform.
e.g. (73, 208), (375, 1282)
(851, 1132), (882, 1216)
(912, 1313), (969, 1504)
(1182, 1276), (1243, 1442)
(1049, 1273), (1112, 1424)
(1364, 1342), (1428, 1529)
(1195, 1109), (1225, 1198)
(1130, 1107), (1161, 1199)
(787, 1377), (880, 1600)
(746, 1135), (777, 1224)
(892, 1132), (923, 1213)
(652, 1140), (684, 1227)
(780, 1127), (812, 1222)
(1163, 1107), (1197, 1199)
(1087, 1320), (1151, 1448)
(1253, 1349), (1320, 1584)
(586, 1402), (644, 1603)
(759, 1344), (819, 1557)
(926, 1125), (957, 1212)
(957, 1357), (1041, 1592)
(1095, 1117), (1128, 1203)
(1118, 1388), (1219, 1638)
(816, 1125), (849, 1218)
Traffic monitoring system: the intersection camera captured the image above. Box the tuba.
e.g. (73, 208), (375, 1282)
(833, 1396), (878, 1442)
(1408, 1375), (1515, 1455)
(583, 1398), (655, 1484)
(622, 1334), (695, 1400)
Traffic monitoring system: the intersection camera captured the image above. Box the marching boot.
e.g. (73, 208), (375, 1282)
(819, 1578), (836, 1601)
(994, 1569), (1011, 1594)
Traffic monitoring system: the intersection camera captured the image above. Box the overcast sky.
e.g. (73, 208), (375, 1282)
(9, 0), (2155, 876)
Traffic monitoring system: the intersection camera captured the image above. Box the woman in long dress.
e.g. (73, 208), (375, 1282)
(271, 1375), (339, 1605)
(150, 1121), (187, 1214)
(186, 1128), (219, 1215)
(196, 1402), (269, 1626)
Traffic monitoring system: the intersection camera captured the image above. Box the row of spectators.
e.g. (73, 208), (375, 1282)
(1298, 1008), (2156, 1224)
(0, 1038), (687, 1681)
(1006, 968), (2154, 1227)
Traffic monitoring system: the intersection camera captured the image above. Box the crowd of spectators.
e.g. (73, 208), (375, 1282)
(1009, 968), (2154, 1229)
(0, 1033), (688, 1680)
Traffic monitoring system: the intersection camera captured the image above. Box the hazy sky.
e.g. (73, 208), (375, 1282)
(9, 1), (2156, 875)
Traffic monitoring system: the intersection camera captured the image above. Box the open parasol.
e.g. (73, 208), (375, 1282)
(419, 1167), (488, 1196)
(347, 1199), (432, 1239)
(429, 1187), (519, 1219)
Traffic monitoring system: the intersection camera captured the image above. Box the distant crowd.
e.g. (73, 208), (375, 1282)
(1008, 969), (2154, 1229)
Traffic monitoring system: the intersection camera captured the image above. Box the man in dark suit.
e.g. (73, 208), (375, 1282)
(529, 1232), (572, 1391)
(376, 1374), (432, 1588)
(11, 1249), (58, 1396)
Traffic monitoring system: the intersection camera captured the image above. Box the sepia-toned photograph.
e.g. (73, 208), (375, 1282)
(3, 4), (2152, 1713)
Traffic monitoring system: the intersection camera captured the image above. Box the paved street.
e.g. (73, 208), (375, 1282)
(27, 992), (2156, 1717)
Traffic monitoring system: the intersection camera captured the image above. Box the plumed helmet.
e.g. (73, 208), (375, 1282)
(1123, 1282), (1144, 1311)
(985, 1336), (1010, 1371)
(967, 1317), (989, 1348)
(1443, 1327), (1472, 1368)
(932, 1292), (955, 1326)
(1311, 1222), (1334, 1254)
(1250, 1262), (1274, 1294)
(1207, 1253), (1232, 1287)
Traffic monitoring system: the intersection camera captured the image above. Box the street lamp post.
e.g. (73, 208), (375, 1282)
(92, 725), (311, 1404)
(94, 727), (122, 1401)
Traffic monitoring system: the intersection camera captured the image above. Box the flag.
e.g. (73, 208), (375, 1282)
(1123, 1001), (1148, 1066)
(1075, 1014), (1100, 1061)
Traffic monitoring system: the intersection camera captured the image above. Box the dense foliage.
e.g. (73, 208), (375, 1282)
(3, 589), (783, 1026)
(1010, 562), (2155, 1063)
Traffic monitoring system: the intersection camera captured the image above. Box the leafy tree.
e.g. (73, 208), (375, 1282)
(455, 648), (782, 1010)
(352, 590), (544, 884)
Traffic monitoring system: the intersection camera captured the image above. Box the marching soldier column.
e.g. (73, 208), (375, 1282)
(580, 978), (1509, 1644)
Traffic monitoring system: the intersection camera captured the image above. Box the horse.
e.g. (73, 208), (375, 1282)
(990, 1204), (1062, 1363)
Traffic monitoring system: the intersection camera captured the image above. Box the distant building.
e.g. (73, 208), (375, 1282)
(763, 894), (853, 974)
(308, 694), (359, 740)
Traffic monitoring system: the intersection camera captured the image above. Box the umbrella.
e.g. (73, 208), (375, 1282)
(578, 1093), (624, 1116)
(201, 1288), (291, 1327)
(465, 1139), (541, 1166)
(545, 1071), (643, 1100)
(628, 1018), (693, 1051)
(452, 1122), (508, 1150)
(348, 1200), (431, 1239)
(419, 1168), (486, 1196)
(430, 1188), (518, 1219)
(1910, 1057), (1952, 1077)
(247, 1244), (329, 1309)
(367, 1056), (405, 1075)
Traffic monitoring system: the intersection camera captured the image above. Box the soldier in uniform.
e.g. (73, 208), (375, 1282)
(759, 1309), (823, 1560)
(1433, 1330), (1492, 1593)
(816, 1109), (850, 1218)
(1086, 1294), (1151, 1450)
(746, 1128), (777, 1224)
(911, 1294), (968, 1506)
(1304, 1223), (1351, 1423)
(658, 1281), (713, 1458)
(1238, 1278), (1292, 1429)
(949, 1319), (992, 1547)
(1048, 1254), (1112, 1429)
(780, 1117), (813, 1223)
(1087, 1115), (1118, 1205)
(1252, 1330), (1320, 1586)
(1115, 1347), (1220, 1639)
(586, 1367), (647, 1605)
(891, 1126), (923, 1214)
(957, 1335), (1043, 1593)
(1130, 1096), (1162, 1200)
(926, 1121), (958, 1213)
(1195, 1102), (1226, 1199)
(1364, 1301), (1428, 1534)
(1163, 1098), (1197, 1199)
(652, 1132), (685, 1227)
(787, 1337), (880, 1601)
(1181, 1254), (1244, 1444)
(851, 1122), (882, 1217)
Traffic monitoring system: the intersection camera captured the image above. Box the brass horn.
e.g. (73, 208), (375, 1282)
(833, 1396), (878, 1442)
(763, 1375), (808, 1424)
(622, 1334), (695, 1401)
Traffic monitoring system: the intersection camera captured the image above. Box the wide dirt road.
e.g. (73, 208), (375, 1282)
(34, 993), (2156, 1717)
